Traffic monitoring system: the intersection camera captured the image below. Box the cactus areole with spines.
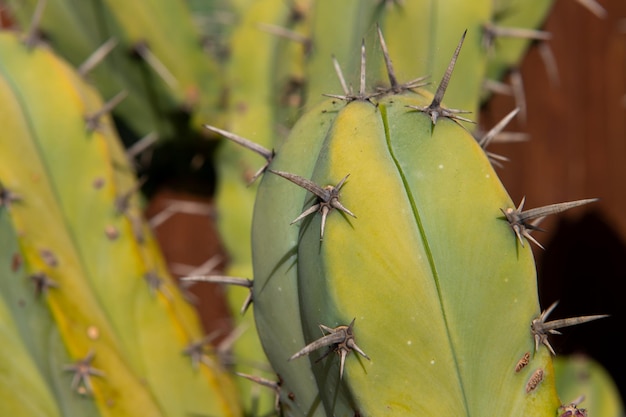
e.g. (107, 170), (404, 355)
(248, 32), (601, 417)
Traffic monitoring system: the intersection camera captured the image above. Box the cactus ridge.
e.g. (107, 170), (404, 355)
(204, 26), (611, 416)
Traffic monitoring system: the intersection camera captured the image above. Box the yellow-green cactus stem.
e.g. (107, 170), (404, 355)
(0, 32), (241, 417)
(249, 33), (601, 417)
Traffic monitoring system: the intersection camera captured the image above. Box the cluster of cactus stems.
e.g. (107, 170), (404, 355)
(1, 0), (622, 417)
(6, 0), (225, 142)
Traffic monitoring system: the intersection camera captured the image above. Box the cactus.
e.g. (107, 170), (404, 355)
(247, 29), (604, 416)
(0, 31), (241, 417)
(0, 1), (615, 416)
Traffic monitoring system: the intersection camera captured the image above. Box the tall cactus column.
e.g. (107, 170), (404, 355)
(250, 32), (599, 417)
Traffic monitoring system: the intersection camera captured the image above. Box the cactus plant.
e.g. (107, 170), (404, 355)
(208, 5), (570, 411)
(0, 31), (241, 417)
(0, 1), (617, 416)
(246, 29), (604, 417)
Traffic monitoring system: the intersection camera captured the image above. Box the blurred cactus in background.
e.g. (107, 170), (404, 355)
(0, 30), (240, 417)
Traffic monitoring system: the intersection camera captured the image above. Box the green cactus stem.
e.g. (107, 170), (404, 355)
(0, 31), (241, 417)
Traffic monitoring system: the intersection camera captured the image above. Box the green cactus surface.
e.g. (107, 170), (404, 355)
(251, 36), (564, 416)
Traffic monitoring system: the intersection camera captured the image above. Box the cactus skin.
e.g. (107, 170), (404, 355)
(212, 1), (311, 415)
(251, 34), (565, 413)
(251, 98), (343, 417)
(0, 32), (241, 417)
